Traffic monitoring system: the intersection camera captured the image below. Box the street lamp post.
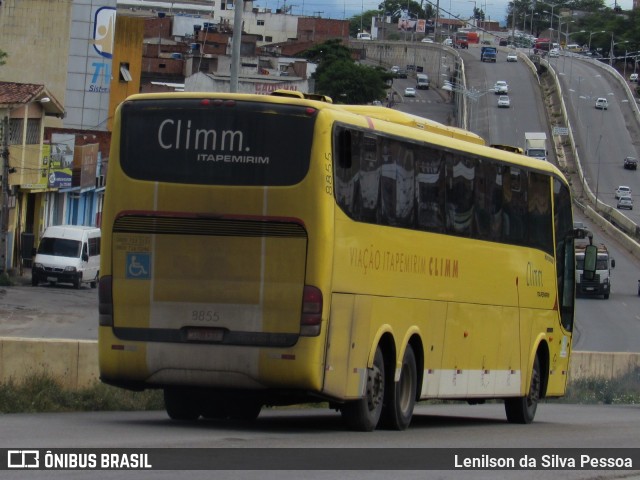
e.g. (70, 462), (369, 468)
(540, 2), (564, 33)
(543, 10), (561, 36)
(609, 33), (629, 67)
(565, 30), (585, 78)
(588, 30), (606, 52)
(468, 0), (477, 26)
(558, 20), (574, 47)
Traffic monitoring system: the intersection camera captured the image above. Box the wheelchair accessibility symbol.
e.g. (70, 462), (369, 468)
(126, 253), (151, 279)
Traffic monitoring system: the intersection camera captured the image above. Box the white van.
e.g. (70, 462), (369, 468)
(32, 225), (101, 288)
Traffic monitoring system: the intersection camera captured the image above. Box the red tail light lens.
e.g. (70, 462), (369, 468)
(301, 285), (322, 337)
(98, 275), (113, 326)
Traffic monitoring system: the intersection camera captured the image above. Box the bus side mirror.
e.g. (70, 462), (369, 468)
(583, 244), (598, 281)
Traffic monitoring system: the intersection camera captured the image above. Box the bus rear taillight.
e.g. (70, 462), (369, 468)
(98, 275), (113, 326)
(300, 285), (322, 337)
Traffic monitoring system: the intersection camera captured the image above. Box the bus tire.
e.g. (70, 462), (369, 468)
(381, 344), (417, 430)
(505, 355), (541, 424)
(341, 346), (385, 431)
(227, 399), (262, 421)
(164, 388), (201, 421)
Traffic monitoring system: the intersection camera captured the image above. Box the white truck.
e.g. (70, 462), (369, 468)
(416, 73), (430, 90)
(524, 132), (548, 161)
(575, 243), (615, 299)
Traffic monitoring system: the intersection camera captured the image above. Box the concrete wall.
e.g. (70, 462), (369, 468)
(0, 337), (99, 389)
(0, 337), (637, 390)
(350, 40), (460, 89)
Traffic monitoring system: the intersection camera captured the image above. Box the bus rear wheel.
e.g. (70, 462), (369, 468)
(381, 344), (417, 430)
(164, 388), (201, 421)
(341, 346), (385, 431)
(505, 355), (541, 424)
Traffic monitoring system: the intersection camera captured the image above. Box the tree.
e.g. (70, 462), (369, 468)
(302, 40), (390, 104)
(348, 10), (381, 36)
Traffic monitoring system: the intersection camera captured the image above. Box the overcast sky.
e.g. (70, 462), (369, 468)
(254, 0), (634, 26)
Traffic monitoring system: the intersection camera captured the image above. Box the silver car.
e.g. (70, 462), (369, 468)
(498, 95), (510, 108)
(617, 196), (633, 210)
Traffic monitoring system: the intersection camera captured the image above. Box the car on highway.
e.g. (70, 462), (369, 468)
(617, 196), (633, 210)
(549, 48), (560, 58)
(494, 80), (508, 94)
(497, 95), (511, 108)
(630, 73), (638, 82)
(390, 65), (400, 74)
(615, 186), (632, 199)
(404, 87), (416, 97)
(595, 97), (608, 110)
(442, 38), (453, 46)
(506, 52), (518, 62)
(421, 37), (434, 43)
(395, 69), (408, 78)
(624, 156), (638, 170)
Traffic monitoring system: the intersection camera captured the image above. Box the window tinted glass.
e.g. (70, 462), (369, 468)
(120, 99), (316, 186)
(334, 124), (558, 255)
(38, 238), (82, 258)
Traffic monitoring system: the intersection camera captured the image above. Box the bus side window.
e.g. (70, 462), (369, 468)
(337, 129), (353, 169)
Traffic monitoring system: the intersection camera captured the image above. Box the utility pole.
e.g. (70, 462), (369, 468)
(1, 116), (9, 275)
(230, 0), (244, 92)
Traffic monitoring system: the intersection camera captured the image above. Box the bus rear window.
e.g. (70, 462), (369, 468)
(119, 99), (316, 186)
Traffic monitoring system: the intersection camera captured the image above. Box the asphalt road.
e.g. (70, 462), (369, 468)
(1, 404), (639, 480)
(0, 279), (98, 340)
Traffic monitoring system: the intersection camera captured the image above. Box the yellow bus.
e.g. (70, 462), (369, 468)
(99, 90), (578, 431)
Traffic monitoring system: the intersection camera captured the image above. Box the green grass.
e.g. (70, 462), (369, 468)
(1, 368), (639, 414)
(550, 367), (640, 405)
(0, 373), (163, 414)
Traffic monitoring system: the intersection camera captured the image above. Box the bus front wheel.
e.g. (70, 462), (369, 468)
(341, 346), (385, 431)
(164, 388), (201, 421)
(505, 355), (541, 424)
(381, 344), (417, 430)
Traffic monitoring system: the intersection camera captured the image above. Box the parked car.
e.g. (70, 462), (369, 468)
(615, 186), (632, 199)
(617, 196), (633, 210)
(494, 80), (508, 94)
(497, 95), (511, 108)
(630, 73), (638, 82)
(595, 97), (608, 110)
(404, 87), (416, 97)
(506, 53), (518, 62)
(624, 156), (638, 170)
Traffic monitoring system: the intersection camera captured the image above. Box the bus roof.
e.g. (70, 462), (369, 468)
(334, 105), (486, 146)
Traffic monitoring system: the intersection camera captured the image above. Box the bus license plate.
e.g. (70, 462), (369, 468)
(185, 328), (224, 342)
